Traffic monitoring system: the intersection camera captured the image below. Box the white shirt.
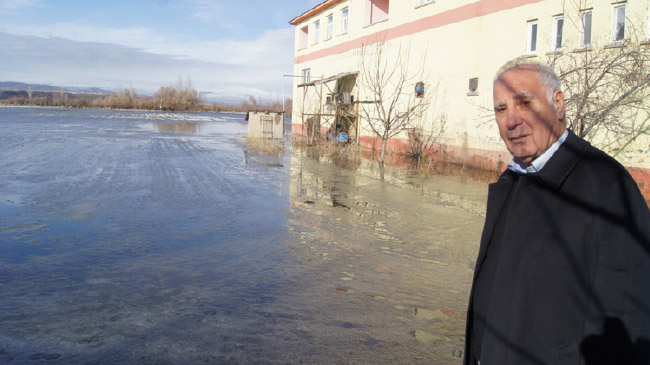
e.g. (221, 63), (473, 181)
(507, 130), (569, 174)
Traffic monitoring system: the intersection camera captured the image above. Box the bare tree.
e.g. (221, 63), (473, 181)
(357, 41), (431, 165)
(27, 85), (33, 104)
(153, 76), (201, 111)
(176, 76), (201, 111)
(284, 98), (293, 118)
(57, 87), (67, 107)
(548, 43), (650, 154)
(154, 86), (177, 110)
(406, 79), (447, 167)
(546, 0), (650, 155)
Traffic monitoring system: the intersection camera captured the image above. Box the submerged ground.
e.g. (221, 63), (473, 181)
(0, 107), (487, 364)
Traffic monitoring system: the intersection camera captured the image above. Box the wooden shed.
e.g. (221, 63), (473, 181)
(246, 110), (285, 139)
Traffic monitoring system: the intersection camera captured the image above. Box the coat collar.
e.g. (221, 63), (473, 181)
(532, 129), (590, 190)
(496, 129), (590, 190)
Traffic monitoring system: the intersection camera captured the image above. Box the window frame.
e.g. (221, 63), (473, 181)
(341, 7), (349, 34)
(365, 0), (390, 26)
(302, 69), (311, 84)
(314, 20), (320, 44)
(611, 3), (626, 44)
(526, 19), (538, 55)
(579, 9), (593, 49)
(552, 15), (564, 52)
(326, 14), (334, 40)
(298, 25), (309, 49)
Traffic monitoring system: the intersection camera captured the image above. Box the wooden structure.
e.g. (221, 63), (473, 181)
(297, 71), (359, 144)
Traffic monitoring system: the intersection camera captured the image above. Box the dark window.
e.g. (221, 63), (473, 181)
(469, 78), (479, 94)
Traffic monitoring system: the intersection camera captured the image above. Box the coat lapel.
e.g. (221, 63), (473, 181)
(535, 129), (589, 190)
(464, 170), (516, 365)
(473, 170), (516, 280)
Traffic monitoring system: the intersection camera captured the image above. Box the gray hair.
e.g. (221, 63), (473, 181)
(494, 58), (561, 104)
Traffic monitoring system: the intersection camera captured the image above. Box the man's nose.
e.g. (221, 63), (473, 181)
(505, 108), (522, 129)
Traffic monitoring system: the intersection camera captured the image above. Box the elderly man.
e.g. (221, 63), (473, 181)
(464, 59), (650, 364)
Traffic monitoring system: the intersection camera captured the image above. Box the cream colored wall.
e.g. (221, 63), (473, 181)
(292, 0), (650, 168)
(247, 112), (284, 139)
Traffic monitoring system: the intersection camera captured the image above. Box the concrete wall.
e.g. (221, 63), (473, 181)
(247, 111), (285, 139)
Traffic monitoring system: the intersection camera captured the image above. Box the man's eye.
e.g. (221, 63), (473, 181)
(495, 107), (506, 113)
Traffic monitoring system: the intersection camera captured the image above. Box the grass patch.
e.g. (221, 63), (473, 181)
(244, 136), (285, 156)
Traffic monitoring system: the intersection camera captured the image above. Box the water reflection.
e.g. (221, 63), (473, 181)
(242, 137), (286, 168)
(286, 145), (487, 363)
(141, 120), (246, 136)
(151, 121), (201, 134)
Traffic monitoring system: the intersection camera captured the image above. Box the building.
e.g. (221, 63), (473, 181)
(289, 0), (650, 196)
(246, 110), (285, 139)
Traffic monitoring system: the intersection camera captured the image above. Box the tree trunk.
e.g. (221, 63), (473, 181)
(380, 135), (388, 165)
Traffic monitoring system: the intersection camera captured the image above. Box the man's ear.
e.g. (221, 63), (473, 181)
(553, 89), (565, 121)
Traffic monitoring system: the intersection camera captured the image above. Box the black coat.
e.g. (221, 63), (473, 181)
(464, 130), (650, 364)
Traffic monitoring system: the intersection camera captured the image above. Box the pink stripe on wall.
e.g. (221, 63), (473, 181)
(294, 0), (544, 65)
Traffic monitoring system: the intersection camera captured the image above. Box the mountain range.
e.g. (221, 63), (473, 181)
(0, 82), (282, 104)
(0, 81), (113, 95)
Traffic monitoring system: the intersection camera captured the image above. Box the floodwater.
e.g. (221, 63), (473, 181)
(0, 107), (488, 364)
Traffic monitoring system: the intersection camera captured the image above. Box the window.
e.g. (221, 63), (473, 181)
(526, 20), (538, 54)
(415, 82), (424, 97)
(314, 20), (320, 43)
(261, 116), (274, 138)
(552, 15), (564, 51)
(302, 69), (311, 84)
(611, 3), (626, 43)
(341, 7), (349, 34)
(420, 0), (434, 5)
(298, 26), (308, 49)
(326, 14), (333, 39)
(580, 10), (593, 48)
(365, 0), (389, 26)
(468, 78), (479, 94)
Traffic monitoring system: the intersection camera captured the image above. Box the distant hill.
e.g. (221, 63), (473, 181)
(0, 81), (112, 95)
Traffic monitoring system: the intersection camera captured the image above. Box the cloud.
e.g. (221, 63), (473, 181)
(164, 28), (295, 71)
(0, 19), (294, 67)
(0, 0), (40, 14)
(0, 31), (292, 101)
(181, 0), (250, 33)
(0, 0), (299, 102)
(186, 0), (221, 22)
(1, 21), (169, 50)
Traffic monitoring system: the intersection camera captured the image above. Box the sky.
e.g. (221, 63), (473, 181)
(0, 0), (322, 102)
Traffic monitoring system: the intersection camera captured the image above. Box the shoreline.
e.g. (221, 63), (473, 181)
(0, 104), (249, 115)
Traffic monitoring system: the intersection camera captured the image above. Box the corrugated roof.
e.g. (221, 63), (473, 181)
(289, 0), (344, 25)
(298, 71), (358, 88)
(245, 110), (284, 121)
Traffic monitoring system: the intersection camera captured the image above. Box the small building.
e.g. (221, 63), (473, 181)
(246, 110), (285, 139)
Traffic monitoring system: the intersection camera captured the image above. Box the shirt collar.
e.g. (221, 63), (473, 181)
(507, 130), (569, 174)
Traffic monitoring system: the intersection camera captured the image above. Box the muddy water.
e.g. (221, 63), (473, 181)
(0, 107), (487, 364)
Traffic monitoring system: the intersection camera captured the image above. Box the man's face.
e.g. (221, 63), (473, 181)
(493, 68), (566, 166)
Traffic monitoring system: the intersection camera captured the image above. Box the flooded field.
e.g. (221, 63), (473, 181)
(0, 107), (487, 364)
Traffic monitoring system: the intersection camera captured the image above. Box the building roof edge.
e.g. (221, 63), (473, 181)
(289, 0), (343, 25)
